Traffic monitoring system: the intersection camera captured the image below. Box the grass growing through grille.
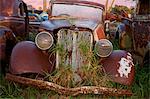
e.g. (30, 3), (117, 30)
(46, 36), (112, 88)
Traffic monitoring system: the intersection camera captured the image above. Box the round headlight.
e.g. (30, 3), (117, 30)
(95, 39), (113, 57)
(35, 32), (54, 50)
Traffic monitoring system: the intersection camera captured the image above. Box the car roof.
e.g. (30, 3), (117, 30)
(52, 0), (105, 10)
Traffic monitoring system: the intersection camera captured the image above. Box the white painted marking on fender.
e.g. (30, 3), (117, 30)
(118, 53), (133, 78)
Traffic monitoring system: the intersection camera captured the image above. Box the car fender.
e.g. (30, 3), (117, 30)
(9, 41), (55, 75)
(101, 50), (135, 85)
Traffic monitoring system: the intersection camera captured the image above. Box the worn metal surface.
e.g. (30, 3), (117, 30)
(0, 17), (26, 37)
(101, 50), (135, 85)
(132, 21), (150, 57)
(0, 0), (20, 16)
(94, 24), (106, 41)
(56, 29), (93, 68)
(131, 0), (150, 65)
(56, 28), (93, 81)
(40, 19), (99, 31)
(50, 0), (105, 10)
(10, 41), (55, 75)
(0, 26), (16, 60)
(0, 0), (29, 67)
(0, 0), (28, 37)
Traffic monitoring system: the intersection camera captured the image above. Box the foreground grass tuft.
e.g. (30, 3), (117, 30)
(0, 63), (149, 98)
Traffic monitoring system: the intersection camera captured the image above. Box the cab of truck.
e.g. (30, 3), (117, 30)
(0, 0), (29, 37)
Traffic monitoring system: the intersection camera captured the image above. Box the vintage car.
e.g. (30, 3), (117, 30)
(3, 0), (135, 96)
(0, 0), (29, 74)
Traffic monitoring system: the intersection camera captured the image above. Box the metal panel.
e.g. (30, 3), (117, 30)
(56, 29), (93, 73)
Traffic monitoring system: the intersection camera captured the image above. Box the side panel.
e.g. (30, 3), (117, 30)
(132, 21), (150, 57)
(0, 18), (26, 38)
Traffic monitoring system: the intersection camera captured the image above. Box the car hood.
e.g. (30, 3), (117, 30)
(40, 18), (100, 31)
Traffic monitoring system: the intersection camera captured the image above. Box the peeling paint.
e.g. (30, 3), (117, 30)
(118, 53), (133, 78)
(94, 89), (99, 94)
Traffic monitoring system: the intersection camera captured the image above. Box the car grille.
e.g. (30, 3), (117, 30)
(56, 28), (93, 71)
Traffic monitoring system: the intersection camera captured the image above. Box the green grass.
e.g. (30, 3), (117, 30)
(130, 64), (150, 98)
(46, 39), (111, 88)
(0, 64), (149, 98)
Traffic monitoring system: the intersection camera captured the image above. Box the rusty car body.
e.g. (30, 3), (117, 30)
(131, 0), (150, 65)
(0, 0), (29, 39)
(0, 0), (29, 74)
(1, 0), (135, 96)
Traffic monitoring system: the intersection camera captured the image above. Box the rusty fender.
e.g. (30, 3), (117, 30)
(9, 41), (55, 75)
(0, 26), (16, 60)
(101, 50), (135, 86)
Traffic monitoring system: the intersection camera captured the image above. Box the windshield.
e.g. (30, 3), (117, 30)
(51, 3), (103, 22)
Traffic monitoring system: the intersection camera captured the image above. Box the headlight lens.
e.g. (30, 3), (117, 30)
(95, 39), (113, 57)
(35, 31), (54, 50)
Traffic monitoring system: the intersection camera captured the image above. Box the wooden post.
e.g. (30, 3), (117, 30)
(43, 0), (47, 12)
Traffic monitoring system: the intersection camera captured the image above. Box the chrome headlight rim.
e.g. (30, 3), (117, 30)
(35, 31), (54, 50)
(94, 39), (113, 57)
